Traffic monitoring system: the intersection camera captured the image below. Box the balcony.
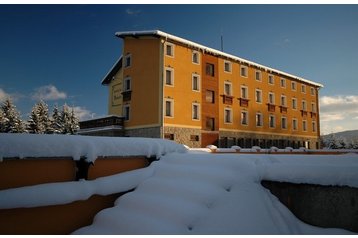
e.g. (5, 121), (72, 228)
(301, 110), (308, 117)
(280, 106), (288, 113)
(310, 112), (317, 119)
(238, 98), (249, 107)
(122, 90), (132, 102)
(221, 94), (234, 105)
(267, 104), (276, 112)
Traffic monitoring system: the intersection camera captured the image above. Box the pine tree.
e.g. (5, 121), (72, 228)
(51, 104), (63, 134)
(0, 107), (5, 132)
(27, 104), (41, 133)
(1, 98), (25, 133)
(61, 104), (72, 134)
(27, 101), (52, 134)
(69, 107), (79, 134)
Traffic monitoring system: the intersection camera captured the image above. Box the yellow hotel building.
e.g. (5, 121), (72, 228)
(101, 30), (323, 149)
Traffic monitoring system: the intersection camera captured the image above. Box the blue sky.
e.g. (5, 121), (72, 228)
(0, 4), (357, 134)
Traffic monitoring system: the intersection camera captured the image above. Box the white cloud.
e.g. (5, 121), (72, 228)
(126, 8), (141, 16)
(69, 106), (95, 121)
(32, 85), (67, 101)
(0, 88), (11, 102)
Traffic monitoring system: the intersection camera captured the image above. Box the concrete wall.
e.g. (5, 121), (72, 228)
(262, 180), (358, 233)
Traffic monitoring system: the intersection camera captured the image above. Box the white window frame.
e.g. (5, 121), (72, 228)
(291, 81), (296, 91)
(192, 103), (200, 121)
(124, 54), (131, 68)
(123, 77), (131, 92)
(280, 78), (286, 88)
(268, 92), (275, 104)
(256, 112), (263, 127)
(165, 42), (174, 57)
(281, 116), (287, 130)
(268, 74), (274, 85)
(241, 111), (249, 126)
(269, 114), (276, 128)
(312, 121), (317, 132)
(292, 118), (298, 131)
(192, 51), (200, 64)
(224, 81), (232, 96)
(164, 98), (174, 118)
(123, 104), (130, 121)
(192, 73), (200, 92)
(311, 102), (316, 113)
(303, 120), (307, 132)
(224, 60), (232, 73)
(302, 100), (307, 111)
(224, 108), (233, 124)
(255, 89), (262, 104)
(241, 86), (248, 99)
(165, 67), (174, 86)
(292, 98), (297, 110)
(255, 70), (262, 81)
(310, 87), (315, 96)
(301, 84), (306, 94)
(281, 95), (287, 107)
(240, 65), (248, 78)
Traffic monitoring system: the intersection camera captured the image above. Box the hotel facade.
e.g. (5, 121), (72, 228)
(101, 30), (323, 149)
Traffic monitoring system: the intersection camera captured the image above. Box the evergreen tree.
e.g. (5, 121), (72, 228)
(0, 107), (5, 132)
(60, 104), (79, 135)
(51, 104), (63, 134)
(27, 101), (52, 134)
(325, 133), (339, 149)
(1, 98), (25, 133)
(69, 107), (79, 134)
(27, 104), (41, 133)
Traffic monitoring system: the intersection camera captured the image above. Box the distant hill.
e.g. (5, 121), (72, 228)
(322, 130), (358, 141)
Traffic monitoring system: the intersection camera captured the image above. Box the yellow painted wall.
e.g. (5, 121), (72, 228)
(163, 42), (202, 128)
(108, 67), (123, 116)
(218, 57), (319, 139)
(122, 37), (161, 128)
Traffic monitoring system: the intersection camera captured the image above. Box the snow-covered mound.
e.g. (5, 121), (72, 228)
(0, 133), (187, 162)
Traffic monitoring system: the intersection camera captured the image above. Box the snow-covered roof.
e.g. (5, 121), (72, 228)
(101, 56), (122, 85)
(115, 30), (323, 88)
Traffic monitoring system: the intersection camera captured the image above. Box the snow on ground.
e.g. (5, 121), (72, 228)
(0, 134), (357, 234)
(0, 133), (187, 162)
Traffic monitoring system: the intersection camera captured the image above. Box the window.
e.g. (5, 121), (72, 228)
(192, 103), (200, 120)
(292, 118), (298, 131)
(224, 108), (232, 123)
(302, 100), (307, 111)
(124, 54), (131, 68)
(310, 87), (315, 96)
(291, 81), (296, 91)
(206, 90), (215, 103)
(224, 61), (232, 73)
(164, 133), (174, 140)
(312, 121), (317, 132)
(303, 120), (307, 132)
(165, 99), (174, 117)
(255, 70), (262, 81)
(192, 51), (199, 64)
(165, 68), (174, 86)
(301, 84), (306, 93)
(190, 135), (199, 141)
(281, 117), (287, 129)
(241, 86), (248, 99)
(281, 95), (287, 106)
(268, 92), (275, 104)
(206, 63), (215, 76)
(192, 74), (200, 92)
(268, 75), (274, 85)
(255, 89), (262, 103)
(124, 77), (131, 92)
(206, 117), (215, 131)
(165, 43), (174, 57)
(311, 102), (316, 113)
(241, 111), (248, 125)
(280, 78), (286, 88)
(240, 66), (248, 77)
(292, 98), (297, 110)
(123, 104), (130, 121)
(224, 82), (232, 96)
(256, 113), (263, 127)
(269, 115), (275, 128)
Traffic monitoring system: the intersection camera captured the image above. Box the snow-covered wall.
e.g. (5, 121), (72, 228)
(0, 133), (187, 162)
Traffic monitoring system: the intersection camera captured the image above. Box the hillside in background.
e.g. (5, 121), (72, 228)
(321, 130), (358, 149)
(322, 130), (358, 141)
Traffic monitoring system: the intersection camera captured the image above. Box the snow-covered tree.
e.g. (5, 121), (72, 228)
(1, 98), (25, 133)
(51, 104), (63, 134)
(27, 101), (52, 134)
(61, 104), (79, 134)
(0, 108), (5, 132)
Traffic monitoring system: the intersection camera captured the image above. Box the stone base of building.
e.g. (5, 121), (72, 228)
(124, 126), (162, 138)
(163, 126), (201, 148)
(218, 130), (320, 149)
